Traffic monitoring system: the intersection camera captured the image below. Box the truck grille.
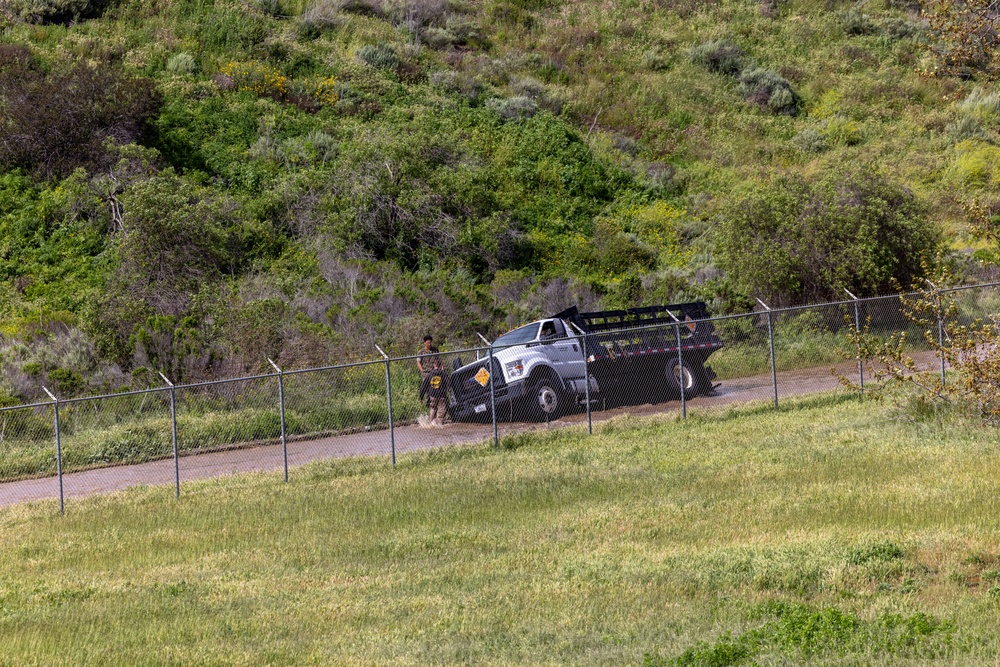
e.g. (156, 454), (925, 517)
(450, 358), (506, 406)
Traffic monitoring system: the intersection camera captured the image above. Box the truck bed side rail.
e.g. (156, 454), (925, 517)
(553, 302), (722, 360)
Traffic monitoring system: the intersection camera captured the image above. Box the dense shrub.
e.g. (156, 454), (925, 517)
(791, 128), (827, 153)
(2, 0), (98, 23)
(739, 67), (800, 115)
(840, 10), (877, 36)
(716, 166), (941, 305)
(689, 39), (746, 76)
(923, 0), (1000, 80)
(947, 87), (1000, 143)
(0, 61), (161, 178)
(297, 0), (341, 40)
(219, 60), (288, 99)
(429, 70), (482, 101)
(199, 8), (269, 52)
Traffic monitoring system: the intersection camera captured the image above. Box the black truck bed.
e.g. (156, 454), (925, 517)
(553, 302), (724, 361)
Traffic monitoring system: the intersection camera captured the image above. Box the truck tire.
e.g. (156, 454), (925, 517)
(525, 376), (564, 422)
(665, 358), (698, 398)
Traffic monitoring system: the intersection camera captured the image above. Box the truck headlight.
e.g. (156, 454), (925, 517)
(505, 359), (525, 378)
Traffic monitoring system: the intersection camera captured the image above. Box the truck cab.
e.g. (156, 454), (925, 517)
(448, 318), (594, 422)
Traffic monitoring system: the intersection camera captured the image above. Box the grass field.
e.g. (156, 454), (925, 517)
(3, 393), (1000, 665)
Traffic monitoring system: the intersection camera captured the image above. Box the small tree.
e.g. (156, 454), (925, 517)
(843, 274), (1000, 426)
(923, 0), (1000, 80)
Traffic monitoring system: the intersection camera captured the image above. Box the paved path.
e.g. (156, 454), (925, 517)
(0, 354), (939, 508)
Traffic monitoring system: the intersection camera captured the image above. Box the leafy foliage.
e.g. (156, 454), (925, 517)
(844, 276), (1000, 427)
(716, 166), (941, 305)
(0, 0), (984, 397)
(738, 67), (799, 115)
(0, 0), (97, 23)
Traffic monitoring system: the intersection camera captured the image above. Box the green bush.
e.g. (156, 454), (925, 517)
(716, 165), (941, 305)
(0, 61), (161, 178)
(821, 116), (864, 146)
(486, 95), (539, 121)
(792, 128), (827, 153)
(4, 0), (95, 23)
(840, 10), (876, 37)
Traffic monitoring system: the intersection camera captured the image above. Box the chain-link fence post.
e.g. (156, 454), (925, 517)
(268, 358), (288, 482)
(158, 373), (180, 498)
(375, 345), (395, 467)
(926, 280), (947, 385)
(583, 333), (592, 435)
(938, 315), (946, 384)
(845, 289), (864, 394)
(757, 299), (778, 408)
(42, 386), (64, 515)
(675, 323), (686, 419)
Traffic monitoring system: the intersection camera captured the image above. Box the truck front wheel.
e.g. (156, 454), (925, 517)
(525, 376), (563, 422)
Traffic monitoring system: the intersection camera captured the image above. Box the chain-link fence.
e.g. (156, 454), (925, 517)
(3, 282), (999, 513)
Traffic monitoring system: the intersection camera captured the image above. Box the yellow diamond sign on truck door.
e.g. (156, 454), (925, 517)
(474, 367), (490, 387)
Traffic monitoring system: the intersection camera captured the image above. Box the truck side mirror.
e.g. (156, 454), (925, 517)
(453, 357), (463, 371)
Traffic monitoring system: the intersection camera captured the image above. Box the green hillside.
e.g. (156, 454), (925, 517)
(0, 0), (992, 401)
(4, 395), (1000, 664)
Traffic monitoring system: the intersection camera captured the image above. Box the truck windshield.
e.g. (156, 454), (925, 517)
(494, 323), (540, 348)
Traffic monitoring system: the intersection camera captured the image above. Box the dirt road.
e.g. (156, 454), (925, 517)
(0, 354), (939, 508)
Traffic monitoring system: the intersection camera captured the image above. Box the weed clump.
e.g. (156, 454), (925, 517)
(357, 42), (398, 70)
(655, 602), (955, 666)
(3, 0), (96, 23)
(845, 541), (905, 566)
(166, 52), (198, 75)
(297, 0), (342, 40)
(486, 95), (538, 121)
(689, 39), (800, 115)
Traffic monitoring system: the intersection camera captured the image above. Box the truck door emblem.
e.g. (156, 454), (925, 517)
(474, 367), (491, 387)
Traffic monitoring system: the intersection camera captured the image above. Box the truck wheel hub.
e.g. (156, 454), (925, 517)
(537, 386), (558, 413)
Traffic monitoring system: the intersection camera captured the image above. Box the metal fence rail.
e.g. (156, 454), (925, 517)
(2, 282), (998, 514)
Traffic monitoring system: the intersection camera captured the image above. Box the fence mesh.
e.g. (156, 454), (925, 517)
(6, 282), (1000, 513)
(58, 390), (174, 500)
(281, 361), (391, 469)
(704, 312), (778, 407)
(389, 347), (497, 461)
(175, 375), (283, 483)
(0, 403), (56, 484)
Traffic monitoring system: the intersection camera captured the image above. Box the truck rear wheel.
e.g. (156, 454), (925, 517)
(526, 376), (564, 422)
(665, 358), (698, 398)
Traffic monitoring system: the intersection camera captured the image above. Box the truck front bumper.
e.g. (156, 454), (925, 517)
(450, 379), (526, 422)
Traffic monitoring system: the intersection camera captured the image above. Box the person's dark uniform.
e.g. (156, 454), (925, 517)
(419, 363), (450, 426)
(416, 335), (440, 377)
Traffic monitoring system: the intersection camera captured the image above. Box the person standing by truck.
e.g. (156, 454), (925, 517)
(419, 358), (450, 426)
(416, 335), (440, 377)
